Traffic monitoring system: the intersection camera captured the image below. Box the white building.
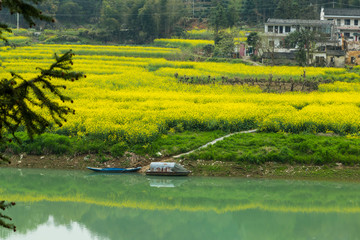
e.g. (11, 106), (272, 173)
(262, 18), (342, 66)
(321, 8), (360, 41)
(264, 18), (337, 49)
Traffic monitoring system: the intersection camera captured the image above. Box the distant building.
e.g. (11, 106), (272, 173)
(262, 18), (340, 66)
(321, 8), (360, 41)
(321, 8), (360, 65)
(264, 18), (337, 49)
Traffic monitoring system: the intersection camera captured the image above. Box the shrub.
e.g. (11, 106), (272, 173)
(110, 142), (129, 157)
(23, 133), (71, 155)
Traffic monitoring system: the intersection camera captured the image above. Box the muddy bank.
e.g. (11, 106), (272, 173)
(2, 153), (360, 181)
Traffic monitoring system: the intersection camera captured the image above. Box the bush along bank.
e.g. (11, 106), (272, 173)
(2, 130), (228, 158)
(3, 131), (360, 166)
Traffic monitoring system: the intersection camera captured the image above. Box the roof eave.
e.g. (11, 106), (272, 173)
(325, 15), (360, 18)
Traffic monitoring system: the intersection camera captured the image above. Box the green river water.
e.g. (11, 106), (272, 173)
(1, 168), (360, 240)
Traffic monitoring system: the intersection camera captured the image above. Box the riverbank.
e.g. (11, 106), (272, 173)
(3, 153), (360, 182)
(3, 131), (360, 181)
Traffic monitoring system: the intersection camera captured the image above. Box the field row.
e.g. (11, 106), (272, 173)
(1, 44), (355, 80)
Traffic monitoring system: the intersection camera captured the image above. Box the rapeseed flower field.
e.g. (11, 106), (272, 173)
(1, 44), (360, 143)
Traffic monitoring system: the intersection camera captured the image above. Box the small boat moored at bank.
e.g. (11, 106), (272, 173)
(146, 162), (191, 176)
(87, 167), (141, 173)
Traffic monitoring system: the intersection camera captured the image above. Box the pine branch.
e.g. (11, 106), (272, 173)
(0, 50), (84, 140)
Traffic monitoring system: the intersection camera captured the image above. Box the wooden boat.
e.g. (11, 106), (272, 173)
(146, 162), (190, 176)
(87, 167), (141, 173)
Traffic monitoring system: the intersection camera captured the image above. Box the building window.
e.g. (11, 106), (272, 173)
(337, 19), (341, 25)
(279, 26), (283, 33)
(351, 57), (356, 64)
(285, 26), (291, 33)
(344, 32), (351, 38)
(345, 19), (351, 25)
(355, 20), (358, 26)
(275, 26), (278, 33)
(268, 26), (273, 32)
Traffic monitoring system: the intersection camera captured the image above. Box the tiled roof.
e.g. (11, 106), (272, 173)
(266, 18), (333, 26)
(324, 8), (360, 17)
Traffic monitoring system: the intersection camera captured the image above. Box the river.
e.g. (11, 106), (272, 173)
(1, 168), (360, 240)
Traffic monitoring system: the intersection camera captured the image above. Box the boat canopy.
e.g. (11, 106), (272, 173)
(149, 162), (189, 173)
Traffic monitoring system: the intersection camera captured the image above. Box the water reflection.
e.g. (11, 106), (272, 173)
(3, 216), (108, 240)
(147, 176), (189, 188)
(1, 168), (360, 240)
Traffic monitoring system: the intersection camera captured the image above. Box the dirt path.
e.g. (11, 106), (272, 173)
(173, 129), (258, 158)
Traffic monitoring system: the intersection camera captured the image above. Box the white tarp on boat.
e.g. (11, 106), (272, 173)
(148, 162), (189, 173)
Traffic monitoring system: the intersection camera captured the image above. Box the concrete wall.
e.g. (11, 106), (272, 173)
(346, 51), (360, 65)
(326, 55), (346, 67)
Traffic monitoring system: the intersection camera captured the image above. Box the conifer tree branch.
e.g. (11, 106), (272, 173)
(1, 50), (84, 140)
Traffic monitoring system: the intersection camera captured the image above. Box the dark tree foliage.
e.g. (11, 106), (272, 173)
(247, 32), (260, 47)
(246, 31), (261, 54)
(0, 0), (84, 232)
(241, 0), (259, 24)
(285, 28), (317, 66)
(213, 31), (235, 58)
(274, 0), (299, 19)
(209, 0), (228, 45)
(241, 0), (278, 25)
(97, 0), (189, 43)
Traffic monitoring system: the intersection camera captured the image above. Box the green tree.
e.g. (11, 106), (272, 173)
(209, 0), (229, 44)
(246, 31), (261, 55)
(213, 31), (235, 58)
(99, 0), (128, 42)
(56, 0), (84, 26)
(274, 0), (298, 19)
(297, 0), (317, 19)
(285, 28), (317, 66)
(0, 0), (84, 231)
(240, 0), (258, 24)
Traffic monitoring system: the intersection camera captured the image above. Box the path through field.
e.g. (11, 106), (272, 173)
(173, 129), (258, 158)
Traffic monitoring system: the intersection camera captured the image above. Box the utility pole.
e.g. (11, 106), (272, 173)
(17, 13), (19, 29)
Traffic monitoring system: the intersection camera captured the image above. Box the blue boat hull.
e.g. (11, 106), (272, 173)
(87, 167), (141, 173)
